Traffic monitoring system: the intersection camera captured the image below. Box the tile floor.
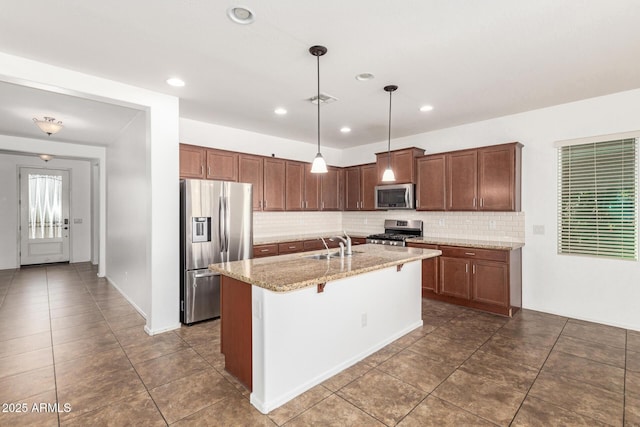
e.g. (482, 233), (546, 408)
(1, 262), (639, 426)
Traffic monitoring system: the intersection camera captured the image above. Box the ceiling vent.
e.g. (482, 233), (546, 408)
(308, 93), (338, 105)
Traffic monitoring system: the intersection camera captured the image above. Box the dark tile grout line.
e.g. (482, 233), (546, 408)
(504, 316), (569, 426)
(45, 267), (63, 427)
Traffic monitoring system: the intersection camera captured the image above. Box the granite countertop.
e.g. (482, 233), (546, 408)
(254, 231), (369, 245)
(209, 243), (441, 292)
(406, 237), (524, 250)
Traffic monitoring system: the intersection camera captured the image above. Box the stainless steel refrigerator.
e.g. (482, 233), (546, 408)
(180, 179), (253, 325)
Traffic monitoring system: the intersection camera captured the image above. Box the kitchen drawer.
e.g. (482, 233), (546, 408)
(304, 239), (341, 251)
(253, 244), (278, 258)
(278, 241), (305, 254)
(439, 246), (508, 262)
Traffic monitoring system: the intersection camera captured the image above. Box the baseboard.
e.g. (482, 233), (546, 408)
(104, 275), (147, 320)
(144, 323), (181, 336)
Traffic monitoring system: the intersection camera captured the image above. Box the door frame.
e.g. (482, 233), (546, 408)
(17, 165), (73, 266)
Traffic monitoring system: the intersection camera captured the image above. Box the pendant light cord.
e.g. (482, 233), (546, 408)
(387, 89), (392, 168)
(317, 54), (321, 153)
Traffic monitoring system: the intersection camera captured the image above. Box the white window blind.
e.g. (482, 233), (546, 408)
(558, 138), (638, 260)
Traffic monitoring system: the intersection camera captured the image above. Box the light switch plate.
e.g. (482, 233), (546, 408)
(73, 218), (82, 224)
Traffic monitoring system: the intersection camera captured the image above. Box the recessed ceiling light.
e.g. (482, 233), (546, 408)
(355, 73), (375, 81)
(227, 6), (255, 24)
(419, 105), (434, 112)
(274, 108), (287, 115)
(340, 127), (351, 133)
(166, 78), (185, 87)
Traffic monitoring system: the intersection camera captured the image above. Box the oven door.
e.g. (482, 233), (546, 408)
(375, 184), (415, 209)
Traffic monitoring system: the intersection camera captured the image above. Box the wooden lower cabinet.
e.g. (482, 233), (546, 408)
(254, 236), (367, 258)
(407, 242), (521, 316)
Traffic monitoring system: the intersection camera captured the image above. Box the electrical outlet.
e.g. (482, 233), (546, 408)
(533, 225), (545, 235)
(438, 218), (445, 227)
(361, 313), (367, 328)
(489, 220), (496, 230)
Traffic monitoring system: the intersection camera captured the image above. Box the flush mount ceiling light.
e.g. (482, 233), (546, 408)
(355, 73), (375, 81)
(309, 45), (328, 174)
(33, 117), (63, 136)
(227, 6), (255, 24)
(166, 77), (185, 87)
(274, 108), (287, 115)
(340, 126), (351, 133)
(381, 85), (398, 182)
(39, 154), (54, 162)
(420, 105), (434, 112)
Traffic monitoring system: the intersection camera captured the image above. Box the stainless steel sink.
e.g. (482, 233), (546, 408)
(303, 251), (363, 260)
(304, 252), (341, 260)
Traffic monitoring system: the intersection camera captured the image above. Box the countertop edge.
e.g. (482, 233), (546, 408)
(406, 238), (524, 250)
(210, 249), (441, 293)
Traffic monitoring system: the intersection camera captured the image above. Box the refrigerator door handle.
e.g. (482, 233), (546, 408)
(218, 195), (225, 252)
(224, 196), (230, 255)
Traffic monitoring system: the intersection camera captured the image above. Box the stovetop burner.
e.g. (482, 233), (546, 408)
(366, 233), (410, 241)
(366, 219), (423, 247)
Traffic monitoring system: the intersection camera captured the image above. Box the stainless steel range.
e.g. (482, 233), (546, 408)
(366, 219), (423, 247)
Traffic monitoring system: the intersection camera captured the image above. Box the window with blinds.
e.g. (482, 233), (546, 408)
(558, 137), (638, 260)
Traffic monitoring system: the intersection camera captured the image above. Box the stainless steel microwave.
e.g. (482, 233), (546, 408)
(374, 183), (415, 210)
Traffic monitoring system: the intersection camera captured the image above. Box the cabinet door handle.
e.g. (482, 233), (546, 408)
(208, 166), (211, 176)
(258, 200), (262, 208)
(306, 201), (308, 209)
(288, 246), (296, 249)
(473, 197), (476, 207)
(472, 264), (476, 274)
(260, 249), (269, 252)
(465, 264), (469, 273)
(464, 252), (476, 256)
(321, 201), (324, 209)
(480, 198), (484, 208)
(201, 165), (204, 175)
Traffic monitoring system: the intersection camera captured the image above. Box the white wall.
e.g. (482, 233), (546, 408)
(343, 88), (640, 331)
(105, 111), (149, 315)
(0, 153), (92, 269)
(180, 118), (342, 166)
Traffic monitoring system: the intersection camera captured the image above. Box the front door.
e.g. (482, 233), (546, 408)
(19, 168), (70, 265)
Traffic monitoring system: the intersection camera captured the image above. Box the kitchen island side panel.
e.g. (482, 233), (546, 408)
(250, 261), (422, 414)
(221, 276), (252, 390)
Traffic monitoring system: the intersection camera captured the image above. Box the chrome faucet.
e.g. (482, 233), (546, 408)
(330, 231), (352, 256)
(319, 237), (331, 257)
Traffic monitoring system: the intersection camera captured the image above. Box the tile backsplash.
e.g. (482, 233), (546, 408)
(253, 211), (343, 241)
(254, 210), (525, 242)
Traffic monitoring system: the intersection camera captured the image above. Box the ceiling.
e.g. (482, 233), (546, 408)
(1, 1), (640, 149)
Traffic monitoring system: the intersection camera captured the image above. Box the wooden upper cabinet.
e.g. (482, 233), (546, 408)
(304, 164), (320, 210)
(206, 149), (238, 181)
(447, 149), (478, 211)
(344, 166), (361, 211)
(416, 155), (446, 211)
(238, 154), (264, 211)
(344, 164), (376, 211)
(376, 147), (424, 184)
(320, 167), (341, 210)
(285, 161), (305, 211)
(263, 158), (286, 211)
(179, 144), (206, 179)
(478, 143), (522, 211)
(360, 164), (377, 210)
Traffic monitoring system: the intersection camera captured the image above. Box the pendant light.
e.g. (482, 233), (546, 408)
(381, 85), (398, 182)
(309, 45), (328, 174)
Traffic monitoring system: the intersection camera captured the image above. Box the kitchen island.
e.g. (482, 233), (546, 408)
(209, 244), (441, 414)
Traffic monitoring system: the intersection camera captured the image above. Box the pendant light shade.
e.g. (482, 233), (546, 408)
(382, 85), (398, 182)
(309, 45), (328, 174)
